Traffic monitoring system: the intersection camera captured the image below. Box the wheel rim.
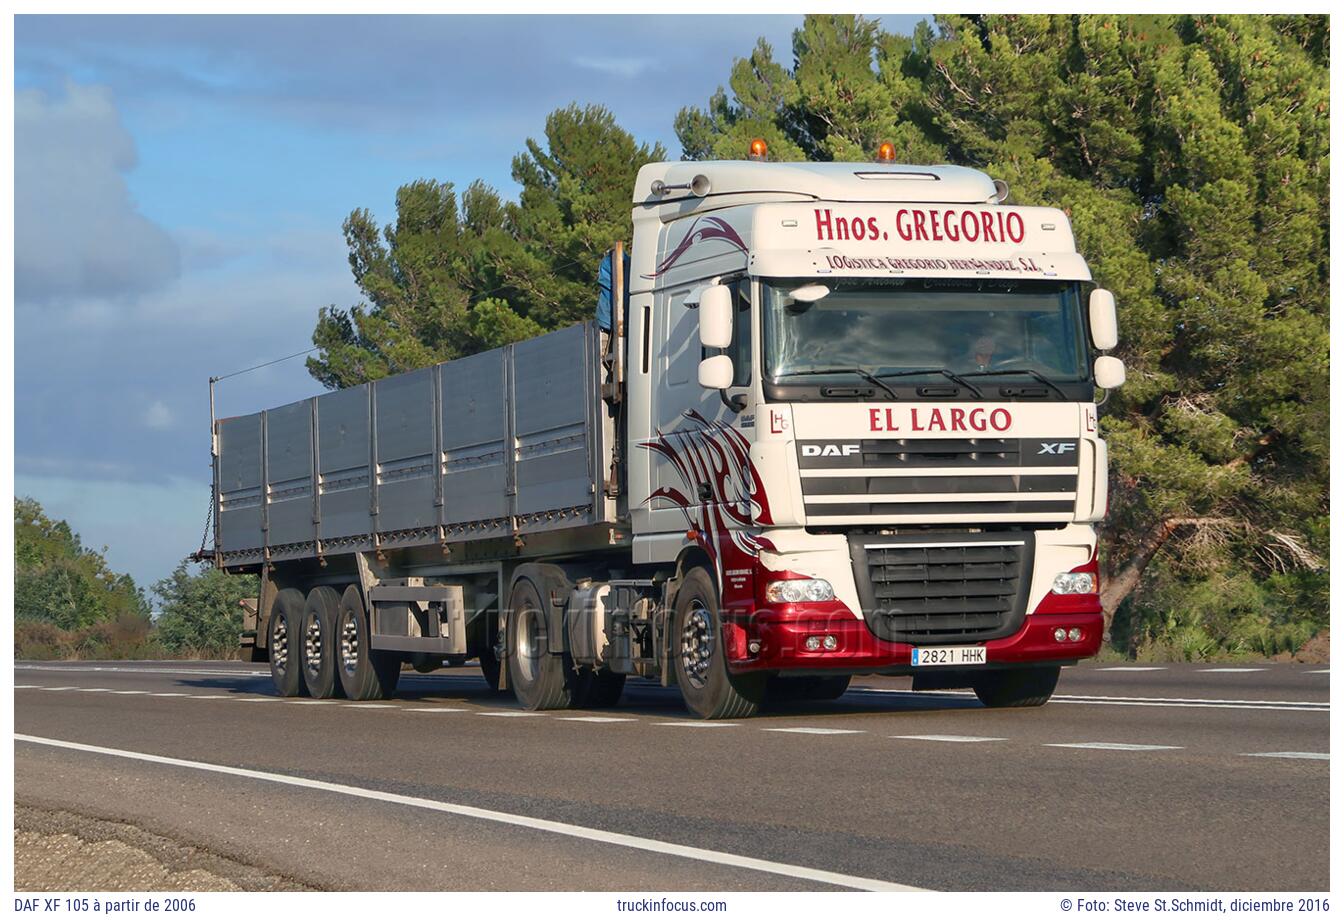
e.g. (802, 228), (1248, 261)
(514, 604), (544, 684)
(303, 613), (323, 679)
(271, 614), (289, 674)
(340, 613), (360, 675)
(681, 602), (714, 690)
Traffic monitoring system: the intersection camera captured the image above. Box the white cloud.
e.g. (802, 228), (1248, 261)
(571, 55), (656, 79)
(143, 400), (174, 429)
(15, 81), (180, 303)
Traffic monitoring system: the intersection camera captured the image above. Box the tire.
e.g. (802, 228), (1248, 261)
(268, 588), (308, 697)
(300, 586), (344, 699)
(571, 668), (626, 708)
(335, 585), (401, 700)
(672, 567), (766, 720)
(505, 578), (571, 710)
(768, 674), (851, 702)
(972, 665), (1060, 708)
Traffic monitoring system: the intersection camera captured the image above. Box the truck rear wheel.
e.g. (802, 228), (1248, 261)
(972, 665), (1060, 708)
(335, 585), (400, 700)
(672, 567), (765, 720)
(300, 586), (345, 699)
(268, 588), (308, 697)
(505, 578), (571, 710)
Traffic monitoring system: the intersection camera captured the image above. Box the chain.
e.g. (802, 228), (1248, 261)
(197, 489), (214, 559)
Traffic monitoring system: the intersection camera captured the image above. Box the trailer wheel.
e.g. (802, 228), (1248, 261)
(672, 567), (765, 720)
(572, 668), (626, 708)
(268, 588), (308, 698)
(335, 585), (400, 700)
(767, 675), (851, 702)
(972, 665), (1060, 708)
(300, 586), (345, 699)
(505, 578), (570, 710)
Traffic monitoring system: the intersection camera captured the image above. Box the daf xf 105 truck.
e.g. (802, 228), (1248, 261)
(209, 151), (1124, 719)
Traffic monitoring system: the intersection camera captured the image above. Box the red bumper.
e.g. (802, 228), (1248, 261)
(725, 602), (1103, 674)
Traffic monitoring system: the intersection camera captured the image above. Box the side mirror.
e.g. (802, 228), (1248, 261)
(1089, 288), (1119, 351)
(698, 285), (733, 349)
(699, 354), (733, 390)
(1094, 355), (1126, 389)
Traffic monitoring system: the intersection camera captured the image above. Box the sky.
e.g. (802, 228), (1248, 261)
(13, 13), (926, 601)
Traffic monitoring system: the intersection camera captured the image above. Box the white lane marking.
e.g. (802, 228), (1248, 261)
(75, 688), (110, 693)
(558, 716), (638, 723)
(107, 690), (150, 695)
(658, 721), (739, 728)
(1201, 668), (1266, 673)
(476, 710), (545, 718)
(344, 703), (395, 709)
(39, 686), (79, 691)
(851, 687), (1327, 711)
(288, 700), (339, 705)
(1095, 666), (1167, 671)
(1046, 742), (1182, 751)
(15, 664), (270, 678)
(1309, 669), (1329, 674)
(15, 734), (921, 891)
(405, 707), (469, 713)
(1242, 751), (1329, 761)
(892, 734), (1007, 743)
(765, 727), (865, 735)
(149, 692), (190, 697)
(15, 684), (38, 689)
(1049, 699), (1326, 713)
(190, 695), (234, 699)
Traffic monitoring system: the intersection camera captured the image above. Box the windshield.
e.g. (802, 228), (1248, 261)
(762, 278), (1090, 398)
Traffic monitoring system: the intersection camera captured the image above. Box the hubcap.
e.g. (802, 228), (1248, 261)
(681, 603), (714, 690)
(514, 605), (544, 684)
(340, 615), (359, 674)
(271, 615), (288, 673)
(303, 614), (322, 678)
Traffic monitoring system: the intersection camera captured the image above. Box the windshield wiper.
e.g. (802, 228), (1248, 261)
(776, 367), (900, 401)
(960, 368), (1070, 400)
(874, 368), (985, 399)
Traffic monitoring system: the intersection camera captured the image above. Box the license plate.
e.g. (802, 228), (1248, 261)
(911, 646), (987, 667)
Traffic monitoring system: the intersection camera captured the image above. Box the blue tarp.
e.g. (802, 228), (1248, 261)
(596, 249), (631, 332)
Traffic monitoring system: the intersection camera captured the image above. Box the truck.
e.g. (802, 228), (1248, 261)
(208, 147), (1125, 719)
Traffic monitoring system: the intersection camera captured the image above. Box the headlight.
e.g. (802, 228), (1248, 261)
(765, 578), (835, 604)
(1052, 571), (1097, 595)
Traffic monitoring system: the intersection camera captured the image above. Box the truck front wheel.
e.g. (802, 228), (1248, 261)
(268, 588), (308, 698)
(673, 567), (765, 720)
(505, 578), (571, 710)
(972, 665), (1060, 708)
(335, 585), (400, 700)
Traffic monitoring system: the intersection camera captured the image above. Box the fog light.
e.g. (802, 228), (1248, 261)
(1052, 571), (1097, 595)
(748, 640), (761, 654)
(1068, 627), (1082, 642)
(822, 635), (838, 650)
(766, 578), (835, 604)
(1053, 628), (1067, 642)
(804, 636), (822, 651)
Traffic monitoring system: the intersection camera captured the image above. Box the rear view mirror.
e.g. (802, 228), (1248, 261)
(1094, 355), (1126, 389)
(699, 354), (733, 390)
(698, 285), (733, 349)
(1089, 288), (1119, 351)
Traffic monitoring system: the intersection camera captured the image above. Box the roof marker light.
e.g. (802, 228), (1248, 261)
(748, 138), (768, 161)
(876, 141), (896, 162)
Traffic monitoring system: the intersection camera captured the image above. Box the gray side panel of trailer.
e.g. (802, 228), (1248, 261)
(265, 400), (314, 547)
(374, 367), (437, 534)
(217, 415), (263, 552)
(215, 322), (613, 562)
(316, 384), (371, 541)
(441, 349), (509, 527)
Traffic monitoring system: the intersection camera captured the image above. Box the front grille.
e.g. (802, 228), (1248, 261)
(849, 533), (1033, 643)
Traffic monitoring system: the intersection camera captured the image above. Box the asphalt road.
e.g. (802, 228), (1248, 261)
(13, 659), (1329, 891)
